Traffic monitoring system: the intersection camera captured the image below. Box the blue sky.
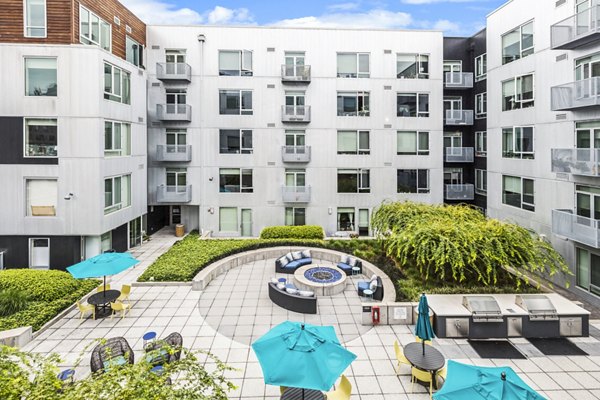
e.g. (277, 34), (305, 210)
(120, 0), (506, 36)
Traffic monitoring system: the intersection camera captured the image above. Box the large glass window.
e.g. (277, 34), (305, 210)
(502, 21), (534, 65)
(337, 131), (369, 155)
(125, 36), (143, 67)
(337, 169), (370, 193)
(219, 169), (253, 193)
(285, 208), (306, 226)
(337, 53), (370, 78)
(502, 126), (534, 159)
(475, 53), (487, 81)
(24, 118), (57, 157)
(285, 169), (306, 187)
(104, 121), (131, 157)
(104, 63), (130, 104)
(219, 207), (238, 231)
(24, 0), (46, 37)
(219, 129), (252, 154)
(80, 6), (111, 51)
(219, 50), (253, 76)
(219, 90), (253, 115)
(397, 93), (429, 117)
(576, 120), (600, 150)
(26, 179), (57, 216)
(25, 58), (56, 96)
(575, 185), (600, 220)
(502, 74), (534, 111)
(475, 131), (487, 157)
(576, 247), (600, 296)
(502, 175), (534, 211)
(397, 131), (429, 155)
(475, 169), (487, 195)
(397, 53), (429, 79)
(397, 169), (429, 193)
(475, 92), (487, 117)
(337, 208), (356, 231)
(337, 92), (370, 116)
(104, 175), (131, 214)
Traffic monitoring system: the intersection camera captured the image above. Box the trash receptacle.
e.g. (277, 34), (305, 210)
(413, 306), (434, 325)
(175, 224), (185, 237)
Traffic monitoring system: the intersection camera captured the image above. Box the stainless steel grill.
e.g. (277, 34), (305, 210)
(515, 294), (558, 321)
(462, 296), (503, 323)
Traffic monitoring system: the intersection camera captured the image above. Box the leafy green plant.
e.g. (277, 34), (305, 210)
(0, 288), (29, 317)
(260, 225), (324, 239)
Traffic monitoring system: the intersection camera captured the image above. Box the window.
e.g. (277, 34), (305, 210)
(104, 121), (131, 156)
(104, 63), (130, 104)
(219, 129), (252, 154)
(125, 36), (143, 67)
(285, 208), (306, 226)
(285, 169), (306, 187)
(576, 247), (600, 296)
(337, 53), (370, 78)
(104, 175), (131, 214)
(166, 49), (186, 64)
(219, 90), (253, 115)
(166, 129), (186, 152)
(285, 130), (306, 147)
(397, 93), (429, 117)
(397, 54), (429, 79)
(219, 50), (253, 76)
(219, 207), (238, 231)
(337, 208), (356, 231)
(80, 6), (111, 51)
(475, 53), (487, 81)
(576, 120), (600, 150)
(502, 21), (534, 64)
(337, 131), (369, 154)
(475, 131), (487, 157)
(502, 126), (534, 159)
(24, 118), (57, 157)
(100, 232), (112, 253)
(337, 169), (370, 193)
(26, 179), (57, 216)
(502, 175), (534, 211)
(397, 169), (429, 193)
(502, 74), (534, 111)
(575, 185), (600, 220)
(29, 238), (49, 269)
(337, 92), (369, 116)
(475, 92), (487, 117)
(284, 52), (306, 77)
(220, 168), (253, 193)
(25, 57), (56, 96)
(24, 0), (46, 37)
(397, 131), (429, 155)
(166, 168), (186, 190)
(475, 169), (487, 195)
(358, 209), (369, 236)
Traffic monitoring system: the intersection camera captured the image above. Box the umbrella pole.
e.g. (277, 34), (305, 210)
(422, 339), (425, 355)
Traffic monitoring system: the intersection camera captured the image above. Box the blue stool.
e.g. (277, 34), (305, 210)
(151, 365), (164, 375)
(278, 278), (287, 284)
(57, 369), (75, 384)
(143, 331), (157, 347)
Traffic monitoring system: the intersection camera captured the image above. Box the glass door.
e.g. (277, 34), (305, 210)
(166, 89), (186, 114)
(444, 132), (463, 158)
(444, 97), (463, 122)
(129, 217), (142, 248)
(285, 169), (306, 187)
(576, 0), (592, 37)
(575, 54), (600, 99)
(166, 168), (187, 192)
(285, 52), (305, 78)
(285, 92), (305, 117)
(241, 209), (252, 236)
(576, 186), (600, 223)
(29, 238), (49, 269)
(444, 168), (464, 185)
(358, 209), (369, 236)
(165, 49), (186, 74)
(443, 61), (462, 85)
(166, 129), (186, 153)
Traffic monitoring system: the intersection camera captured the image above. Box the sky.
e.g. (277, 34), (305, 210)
(119, 0), (507, 36)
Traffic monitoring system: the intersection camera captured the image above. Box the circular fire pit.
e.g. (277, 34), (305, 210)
(293, 265), (347, 296)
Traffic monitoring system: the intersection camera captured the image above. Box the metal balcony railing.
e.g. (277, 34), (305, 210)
(282, 105), (311, 122)
(445, 147), (474, 163)
(551, 5), (600, 49)
(445, 184), (475, 200)
(282, 186), (311, 203)
(155, 145), (192, 162)
(444, 72), (474, 89)
(282, 145), (311, 163)
(551, 77), (600, 111)
(552, 209), (600, 248)
(445, 109), (474, 125)
(281, 65), (311, 83)
(551, 148), (600, 177)
(156, 185), (192, 203)
(156, 62), (192, 82)
(157, 104), (192, 122)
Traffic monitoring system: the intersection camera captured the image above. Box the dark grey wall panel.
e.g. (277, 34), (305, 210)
(0, 236), (81, 270)
(112, 223), (128, 252)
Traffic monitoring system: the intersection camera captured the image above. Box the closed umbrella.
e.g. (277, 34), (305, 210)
(67, 252), (139, 292)
(415, 293), (435, 354)
(433, 360), (545, 400)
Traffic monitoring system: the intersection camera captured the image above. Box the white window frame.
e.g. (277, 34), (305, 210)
(219, 129), (253, 154)
(502, 20), (534, 65)
(397, 169), (430, 194)
(396, 53), (429, 79)
(337, 169), (370, 193)
(475, 53), (487, 81)
(475, 92), (487, 118)
(104, 120), (131, 157)
(218, 50), (253, 76)
(79, 5), (111, 52)
(475, 169), (487, 195)
(475, 131), (487, 157)
(104, 174), (131, 215)
(125, 35), (143, 67)
(219, 89), (253, 115)
(337, 91), (370, 116)
(502, 175), (535, 211)
(502, 74), (535, 111)
(24, 0), (47, 38)
(29, 238), (50, 269)
(502, 126), (535, 159)
(25, 178), (58, 217)
(285, 207), (306, 226)
(337, 130), (370, 155)
(397, 131), (429, 155)
(24, 56), (57, 97)
(337, 52), (370, 78)
(397, 93), (430, 118)
(24, 118), (58, 158)
(219, 168), (254, 193)
(104, 62), (131, 104)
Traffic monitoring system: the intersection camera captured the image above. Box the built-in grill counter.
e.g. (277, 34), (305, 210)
(427, 294), (590, 339)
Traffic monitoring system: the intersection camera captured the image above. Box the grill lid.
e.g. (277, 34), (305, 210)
(462, 296), (502, 315)
(515, 294), (557, 314)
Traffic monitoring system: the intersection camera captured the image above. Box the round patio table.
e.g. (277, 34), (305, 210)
(404, 342), (445, 389)
(280, 387), (325, 400)
(88, 290), (121, 318)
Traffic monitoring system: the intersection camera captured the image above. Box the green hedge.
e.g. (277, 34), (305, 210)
(260, 225), (324, 239)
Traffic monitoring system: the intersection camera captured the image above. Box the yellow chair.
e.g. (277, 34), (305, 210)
(77, 301), (95, 320)
(415, 337), (432, 345)
(118, 284), (131, 301)
(393, 340), (411, 374)
(279, 387), (286, 395)
(436, 365), (447, 387)
(110, 301), (131, 319)
(411, 367), (433, 399)
(96, 284), (111, 292)
(325, 375), (351, 400)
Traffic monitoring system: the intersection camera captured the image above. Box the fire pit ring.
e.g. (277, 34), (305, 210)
(293, 265), (347, 296)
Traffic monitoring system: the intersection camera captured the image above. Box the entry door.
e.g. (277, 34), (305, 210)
(241, 209), (252, 237)
(30, 238), (49, 269)
(285, 92), (305, 116)
(129, 217), (142, 248)
(171, 205), (181, 225)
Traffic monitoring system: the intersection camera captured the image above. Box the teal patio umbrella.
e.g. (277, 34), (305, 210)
(433, 360), (545, 400)
(252, 321), (356, 395)
(415, 293), (435, 354)
(67, 252), (139, 291)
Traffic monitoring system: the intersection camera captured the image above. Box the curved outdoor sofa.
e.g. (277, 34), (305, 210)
(275, 250), (312, 274)
(336, 255), (363, 276)
(268, 282), (317, 314)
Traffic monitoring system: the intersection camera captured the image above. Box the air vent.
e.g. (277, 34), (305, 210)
(556, 113), (567, 120)
(384, 162), (392, 166)
(384, 85), (392, 90)
(556, 53), (568, 62)
(152, 45), (160, 50)
(384, 50), (392, 54)
(138, 117), (144, 123)
(267, 161), (276, 166)
(267, 84), (275, 89)
(114, 16), (121, 26)
(267, 200), (275, 205)
(126, 25), (132, 34)
(555, 172), (569, 180)
(151, 82), (160, 87)
(267, 47), (275, 52)
(267, 123), (276, 128)
(384, 124), (392, 129)
(138, 164), (145, 169)
(555, 0), (566, 6)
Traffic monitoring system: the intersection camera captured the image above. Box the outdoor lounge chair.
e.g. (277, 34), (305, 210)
(325, 375), (352, 400)
(144, 332), (183, 366)
(357, 276), (384, 301)
(76, 301), (95, 320)
(110, 301), (131, 319)
(411, 367), (433, 398)
(90, 337), (134, 373)
(117, 284), (131, 301)
(336, 255), (362, 275)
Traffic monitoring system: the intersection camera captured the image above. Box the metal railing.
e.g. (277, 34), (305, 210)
(282, 186), (311, 203)
(445, 109), (474, 125)
(156, 185), (192, 203)
(551, 77), (600, 111)
(282, 145), (311, 163)
(157, 104), (192, 121)
(445, 147), (474, 163)
(444, 72), (474, 89)
(551, 5), (600, 49)
(551, 148), (600, 176)
(445, 184), (475, 200)
(155, 145), (192, 162)
(281, 65), (311, 82)
(282, 105), (311, 122)
(552, 209), (600, 248)
(156, 62), (192, 81)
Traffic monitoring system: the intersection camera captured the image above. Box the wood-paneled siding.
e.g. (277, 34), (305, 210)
(0, 0), (145, 61)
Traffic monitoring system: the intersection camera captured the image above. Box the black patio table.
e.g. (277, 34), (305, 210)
(404, 342), (445, 389)
(280, 387), (325, 400)
(87, 290), (121, 318)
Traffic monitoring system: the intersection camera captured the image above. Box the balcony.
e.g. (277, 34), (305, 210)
(156, 185), (192, 203)
(445, 109), (473, 125)
(282, 105), (311, 123)
(445, 184), (475, 201)
(551, 5), (600, 49)
(157, 104), (192, 122)
(445, 147), (474, 163)
(552, 209), (600, 248)
(282, 145), (311, 163)
(281, 65), (311, 83)
(552, 148), (600, 177)
(551, 77), (600, 111)
(444, 72), (474, 89)
(155, 145), (192, 162)
(282, 186), (311, 203)
(156, 62), (192, 82)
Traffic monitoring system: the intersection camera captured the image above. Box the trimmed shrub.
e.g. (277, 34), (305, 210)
(260, 225), (324, 240)
(0, 288), (29, 317)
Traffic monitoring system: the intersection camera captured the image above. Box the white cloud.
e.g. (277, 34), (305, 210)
(120, 1), (254, 25)
(432, 19), (461, 33)
(327, 2), (361, 11)
(205, 6), (254, 25)
(272, 9), (412, 29)
(402, 0), (479, 3)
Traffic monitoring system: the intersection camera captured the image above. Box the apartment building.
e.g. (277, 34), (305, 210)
(0, 0), (148, 269)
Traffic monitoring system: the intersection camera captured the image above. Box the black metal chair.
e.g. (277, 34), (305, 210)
(144, 332), (183, 366)
(90, 337), (134, 373)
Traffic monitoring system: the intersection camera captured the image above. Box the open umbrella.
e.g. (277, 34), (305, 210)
(67, 252), (139, 291)
(252, 321), (356, 396)
(415, 293), (435, 355)
(433, 360), (545, 400)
